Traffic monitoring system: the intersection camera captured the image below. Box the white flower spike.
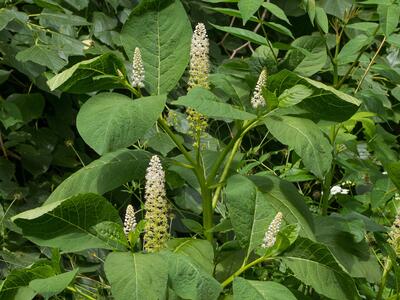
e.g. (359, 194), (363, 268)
(188, 23), (210, 90)
(251, 69), (267, 109)
(131, 47), (145, 88)
(123, 204), (137, 237)
(262, 212), (283, 248)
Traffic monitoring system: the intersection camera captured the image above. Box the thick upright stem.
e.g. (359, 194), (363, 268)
(377, 257), (392, 300)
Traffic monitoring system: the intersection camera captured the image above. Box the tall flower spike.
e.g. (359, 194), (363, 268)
(251, 69), (267, 109)
(388, 213), (400, 256)
(143, 155), (170, 253)
(188, 23), (210, 90)
(262, 212), (283, 248)
(123, 204), (137, 237)
(131, 47), (145, 88)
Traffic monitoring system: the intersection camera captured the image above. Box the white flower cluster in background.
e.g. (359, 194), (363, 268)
(131, 47), (145, 88)
(330, 185), (349, 196)
(251, 69), (267, 109)
(188, 23), (209, 90)
(261, 212), (283, 248)
(357, 143), (369, 160)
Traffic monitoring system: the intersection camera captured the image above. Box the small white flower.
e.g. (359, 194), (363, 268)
(262, 212), (283, 248)
(123, 204), (137, 237)
(330, 185), (349, 195)
(251, 69), (267, 109)
(131, 47), (145, 88)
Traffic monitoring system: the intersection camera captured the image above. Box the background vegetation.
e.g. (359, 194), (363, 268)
(0, 0), (400, 299)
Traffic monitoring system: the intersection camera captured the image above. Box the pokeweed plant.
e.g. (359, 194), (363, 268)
(0, 0), (400, 299)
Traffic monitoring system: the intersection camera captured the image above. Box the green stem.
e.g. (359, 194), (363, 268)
(67, 286), (96, 300)
(221, 256), (272, 288)
(377, 257), (393, 300)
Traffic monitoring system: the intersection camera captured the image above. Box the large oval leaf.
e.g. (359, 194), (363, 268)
(265, 115), (333, 179)
(12, 193), (127, 252)
(45, 149), (150, 204)
(77, 93), (166, 154)
(104, 252), (168, 300)
(282, 237), (360, 300)
(233, 278), (297, 300)
(121, 0), (191, 95)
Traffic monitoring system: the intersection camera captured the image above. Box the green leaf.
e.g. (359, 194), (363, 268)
(317, 0), (354, 20)
(29, 269), (78, 299)
(248, 175), (315, 239)
(265, 115), (333, 178)
(238, 0), (263, 24)
(0, 70), (11, 84)
(7, 94), (45, 124)
(13, 193), (126, 252)
(262, 3), (291, 24)
(267, 70), (360, 122)
(16, 45), (67, 72)
(167, 238), (215, 274)
(278, 85), (313, 108)
(233, 278), (297, 300)
(315, 6), (329, 33)
(45, 149), (150, 204)
(0, 261), (55, 300)
(0, 101), (23, 129)
(173, 87), (256, 121)
(47, 53), (127, 93)
(265, 22), (294, 39)
(121, 0), (191, 95)
(77, 93), (166, 154)
(337, 35), (373, 65)
(38, 11), (89, 26)
(104, 252), (168, 300)
(166, 252), (222, 300)
(211, 24), (268, 45)
(282, 237), (360, 300)
(387, 161), (400, 190)
(0, 9), (16, 30)
(226, 175), (276, 257)
(378, 4), (400, 37)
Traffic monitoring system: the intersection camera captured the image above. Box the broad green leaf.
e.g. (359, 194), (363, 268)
(315, 7), (329, 33)
(29, 269), (78, 299)
(7, 94), (45, 124)
(167, 252), (222, 300)
(16, 45), (67, 72)
(317, 0), (354, 20)
(262, 3), (291, 24)
(0, 261), (55, 300)
(238, 0), (263, 24)
(104, 252), (168, 300)
(233, 278), (297, 300)
(121, 0), (191, 95)
(38, 11), (89, 27)
(211, 24), (268, 45)
(173, 87), (256, 121)
(378, 4), (400, 37)
(45, 149), (150, 204)
(13, 193), (127, 252)
(248, 175), (315, 239)
(278, 85), (313, 108)
(337, 35), (373, 65)
(267, 70), (360, 122)
(226, 175), (276, 257)
(282, 237), (360, 300)
(0, 101), (23, 129)
(47, 53), (127, 93)
(265, 22), (294, 39)
(167, 238), (214, 274)
(283, 35), (327, 76)
(265, 115), (333, 178)
(77, 93), (166, 154)
(387, 161), (400, 190)
(0, 9), (17, 30)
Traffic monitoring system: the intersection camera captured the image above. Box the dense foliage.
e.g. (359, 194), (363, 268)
(1, 0), (400, 299)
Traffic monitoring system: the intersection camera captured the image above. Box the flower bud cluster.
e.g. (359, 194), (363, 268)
(262, 212), (283, 248)
(388, 213), (400, 256)
(123, 204), (137, 237)
(131, 47), (145, 88)
(188, 23), (209, 90)
(186, 107), (208, 148)
(143, 155), (170, 252)
(251, 69), (267, 109)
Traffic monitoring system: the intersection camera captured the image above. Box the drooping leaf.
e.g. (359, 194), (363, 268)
(13, 193), (127, 252)
(378, 4), (400, 37)
(337, 35), (373, 65)
(104, 252), (168, 300)
(16, 45), (67, 72)
(233, 278), (297, 300)
(238, 0), (263, 24)
(267, 70), (360, 122)
(47, 53), (127, 93)
(211, 24), (268, 45)
(278, 85), (313, 108)
(0, 261), (55, 300)
(6, 94), (45, 124)
(265, 115), (333, 178)
(29, 269), (78, 299)
(77, 93), (166, 154)
(166, 252), (222, 300)
(315, 6), (329, 33)
(173, 87), (256, 121)
(262, 3), (291, 24)
(282, 237), (360, 300)
(45, 149), (150, 204)
(121, 0), (191, 95)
